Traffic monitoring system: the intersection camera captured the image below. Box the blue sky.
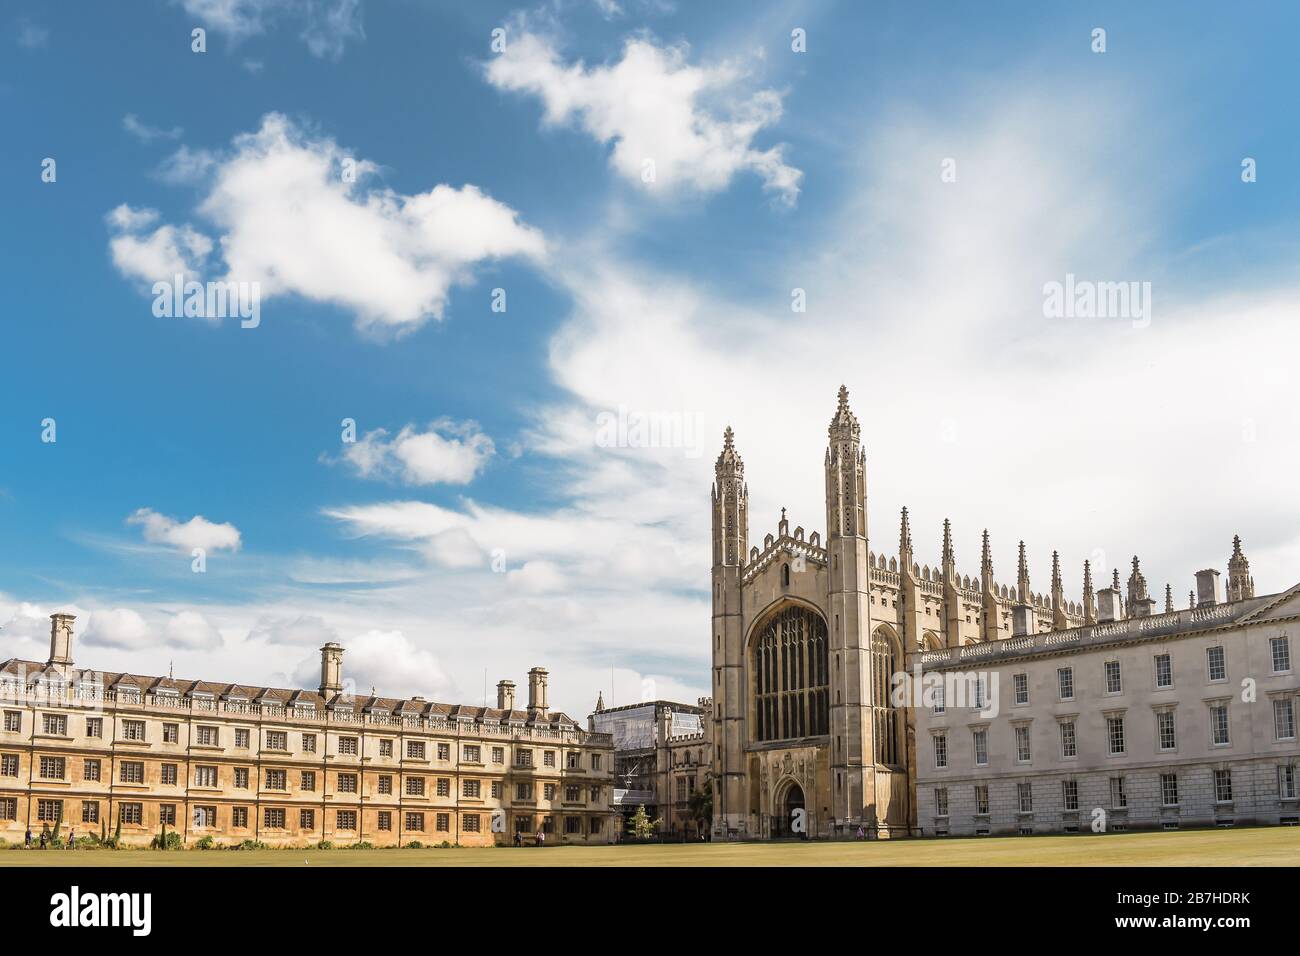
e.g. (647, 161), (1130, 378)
(2, 0), (1299, 714)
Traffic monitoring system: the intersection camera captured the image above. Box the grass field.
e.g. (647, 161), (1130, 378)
(1, 826), (1297, 866)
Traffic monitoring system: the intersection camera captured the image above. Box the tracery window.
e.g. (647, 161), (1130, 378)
(752, 605), (829, 741)
(871, 627), (901, 766)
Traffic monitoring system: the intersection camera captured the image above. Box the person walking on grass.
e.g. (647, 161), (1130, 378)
(24, 827), (32, 849)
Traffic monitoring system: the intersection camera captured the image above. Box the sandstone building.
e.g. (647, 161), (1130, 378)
(709, 386), (1299, 839)
(0, 624), (614, 847)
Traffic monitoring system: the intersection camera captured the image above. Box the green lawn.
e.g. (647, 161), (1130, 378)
(2, 826), (1297, 866)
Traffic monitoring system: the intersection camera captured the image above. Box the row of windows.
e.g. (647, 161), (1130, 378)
(2, 798), (601, 835)
(3, 714), (604, 770)
(994, 640), (1292, 709)
(932, 699), (1298, 769)
(4, 755), (606, 802)
(933, 765), (1298, 818)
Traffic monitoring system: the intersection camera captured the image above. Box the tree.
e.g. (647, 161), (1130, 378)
(687, 774), (714, 831)
(629, 805), (661, 842)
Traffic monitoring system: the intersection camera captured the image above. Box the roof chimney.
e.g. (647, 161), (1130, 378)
(496, 679), (516, 711)
(1096, 587), (1123, 623)
(1195, 569), (1222, 608)
(319, 642), (344, 696)
(48, 613), (75, 671)
(1011, 604), (1035, 637)
(527, 666), (549, 720)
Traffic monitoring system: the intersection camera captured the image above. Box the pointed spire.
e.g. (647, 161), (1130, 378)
(1126, 555), (1148, 604)
(981, 529), (993, 576)
(1189, 589), (1196, 610)
(941, 518), (954, 568)
(1227, 533), (1255, 601)
(1112, 568), (1121, 590)
(1164, 583), (1174, 614)
(1017, 540), (1030, 603)
(1051, 551), (1062, 593)
(596, 690), (605, 713)
(1082, 560), (1096, 623)
(899, 506), (913, 568)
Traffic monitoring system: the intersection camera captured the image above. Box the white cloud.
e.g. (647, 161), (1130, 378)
(82, 608), (152, 650)
(163, 611), (224, 649)
(248, 614), (337, 645)
(291, 629), (449, 699)
(106, 205), (212, 285)
(177, 0), (363, 59)
(123, 114), (183, 143)
(485, 31), (801, 203)
(155, 145), (218, 185)
(127, 508), (242, 554)
(339, 420), (495, 486)
(108, 114), (545, 333)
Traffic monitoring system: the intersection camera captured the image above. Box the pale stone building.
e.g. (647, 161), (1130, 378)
(0, 621), (614, 847)
(709, 386), (1299, 840)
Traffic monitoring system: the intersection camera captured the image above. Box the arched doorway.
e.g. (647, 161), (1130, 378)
(771, 780), (806, 838)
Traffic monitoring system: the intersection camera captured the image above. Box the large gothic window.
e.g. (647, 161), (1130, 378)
(752, 605), (829, 742)
(871, 627), (902, 767)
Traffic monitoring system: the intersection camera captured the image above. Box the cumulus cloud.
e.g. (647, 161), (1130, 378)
(291, 629), (449, 699)
(176, 0), (363, 59)
(82, 608), (152, 650)
(107, 114), (545, 333)
(163, 611), (224, 650)
(106, 205), (212, 286)
(337, 420), (495, 486)
(485, 31), (801, 203)
(127, 508), (242, 554)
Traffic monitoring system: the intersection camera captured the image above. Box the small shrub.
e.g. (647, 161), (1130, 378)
(237, 840), (267, 851)
(347, 841), (375, 850)
(194, 835), (216, 850)
(315, 840), (334, 850)
(405, 840), (424, 849)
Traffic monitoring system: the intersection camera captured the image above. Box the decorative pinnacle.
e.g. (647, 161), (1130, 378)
(1083, 559), (1093, 592)
(1165, 584), (1174, 613)
(1112, 568), (1121, 590)
(827, 384), (860, 440)
(899, 507), (912, 551)
(1051, 550), (1062, 590)
(981, 529), (992, 568)
(715, 425), (744, 476)
(1231, 534), (1243, 558)
(942, 518), (953, 564)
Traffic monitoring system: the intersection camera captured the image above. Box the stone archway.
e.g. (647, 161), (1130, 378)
(771, 778), (806, 838)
